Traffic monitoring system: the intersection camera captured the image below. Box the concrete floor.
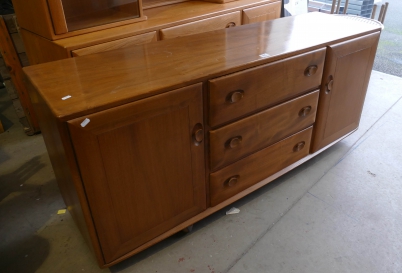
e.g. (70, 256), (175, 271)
(1, 70), (402, 273)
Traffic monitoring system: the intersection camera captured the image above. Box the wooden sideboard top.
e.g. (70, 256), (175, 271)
(23, 12), (382, 121)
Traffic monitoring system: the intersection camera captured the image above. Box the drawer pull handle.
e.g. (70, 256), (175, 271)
(326, 75), (334, 94)
(227, 136), (242, 149)
(226, 175), (240, 187)
(299, 106), (312, 117)
(192, 123), (204, 146)
(304, 65), (318, 76)
(227, 90), (244, 103)
(226, 22), (236, 28)
(294, 141), (306, 152)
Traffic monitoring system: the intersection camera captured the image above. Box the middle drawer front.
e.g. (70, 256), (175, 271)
(208, 48), (325, 127)
(209, 90), (319, 171)
(210, 127), (313, 207)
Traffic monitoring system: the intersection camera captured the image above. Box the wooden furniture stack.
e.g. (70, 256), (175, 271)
(23, 13), (382, 267)
(0, 14), (39, 135)
(12, 0), (282, 64)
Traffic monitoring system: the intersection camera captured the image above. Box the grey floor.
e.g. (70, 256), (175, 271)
(1, 70), (402, 273)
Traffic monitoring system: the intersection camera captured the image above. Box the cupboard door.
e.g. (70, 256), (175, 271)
(68, 84), (205, 263)
(311, 32), (380, 152)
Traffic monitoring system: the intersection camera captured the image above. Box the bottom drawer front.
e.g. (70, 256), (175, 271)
(210, 127), (313, 206)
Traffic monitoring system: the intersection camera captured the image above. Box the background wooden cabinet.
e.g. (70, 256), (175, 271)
(311, 32), (380, 152)
(67, 84), (206, 263)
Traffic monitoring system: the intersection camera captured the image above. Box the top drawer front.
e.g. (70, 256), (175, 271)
(160, 11), (241, 40)
(208, 48), (326, 127)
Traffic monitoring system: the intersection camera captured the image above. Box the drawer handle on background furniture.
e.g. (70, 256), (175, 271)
(192, 123), (204, 146)
(326, 75), (334, 94)
(294, 141), (305, 152)
(226, 22), (236, 28)
(299, 106), (312, 117)
(225, 175), (240, 187)
(227, 90), (244, 103)
(304, 65), (318, 76)
(226, 136), (242, 149)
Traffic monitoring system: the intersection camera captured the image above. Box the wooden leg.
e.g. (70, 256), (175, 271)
(182, 225), (193, 233)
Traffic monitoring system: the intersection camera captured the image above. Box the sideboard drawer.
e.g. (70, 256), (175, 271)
(210, 127), (313, 206)
(242, 1), (281, 24)
(209, 90), (319, 171)
(72, 31), (158, 57)
(208, 48), (325, 127)
(160, 11), (241, 40)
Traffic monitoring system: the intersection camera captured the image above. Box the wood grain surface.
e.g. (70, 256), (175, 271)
(208, 48), (325, 127)
(67, 83), (205, 263)
(311, 32), (380, 152)
(72, 31), (158, 56)
(23, 13), (382, 121)
(210, 127), (313, 206)
(160, 11), (241, 40)
(242, 1), (281, 24)
(209, 90), (319, 171)
(47, 0), (68, 34)
(0, 17), (40, 134)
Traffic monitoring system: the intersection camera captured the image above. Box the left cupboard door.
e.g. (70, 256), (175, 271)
(67, 83), (206, 264)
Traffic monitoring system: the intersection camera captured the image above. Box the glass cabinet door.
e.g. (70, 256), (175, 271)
(59, 0), (141, 32)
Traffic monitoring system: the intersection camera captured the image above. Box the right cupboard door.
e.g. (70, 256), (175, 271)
(311, 32), (380, 152)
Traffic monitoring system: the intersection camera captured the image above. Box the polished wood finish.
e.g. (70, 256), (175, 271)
(20, 29), (70, 65)
(0, 17), (39, 134)
(311, 32), (380, 152)
(242, 1), (281, 24)
(68, 83), (205, 263)
(143, 0), (188, 9)
(48, 0), (69, 34)
(12, 0), (282, 64)
(13, 0), (277, 41)
(23, 13), (382, 122)
(209, 90), (319, 171)
(64, 2), (145, 33)
(12, 0), (146, 40)
(104, 128), (356, 267)
(24, 78), (105, 266)
(160, 11), (241, 39)
(72, 31), (157, 57)
(208, 48), (325, 127)
(12, 0), (55, 40)
(22, 13), (382, 268)
(210, 127), (313, 206)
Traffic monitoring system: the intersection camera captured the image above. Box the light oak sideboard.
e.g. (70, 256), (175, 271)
(23, 13), (382, 267)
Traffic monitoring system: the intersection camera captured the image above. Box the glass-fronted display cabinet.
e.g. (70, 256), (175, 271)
(13, 0), (146, 39)
(48, 0), (143, 34)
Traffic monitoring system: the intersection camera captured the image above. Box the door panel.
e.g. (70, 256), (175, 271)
(311, 32), (380, 152)
(67, 83), (205, 263)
